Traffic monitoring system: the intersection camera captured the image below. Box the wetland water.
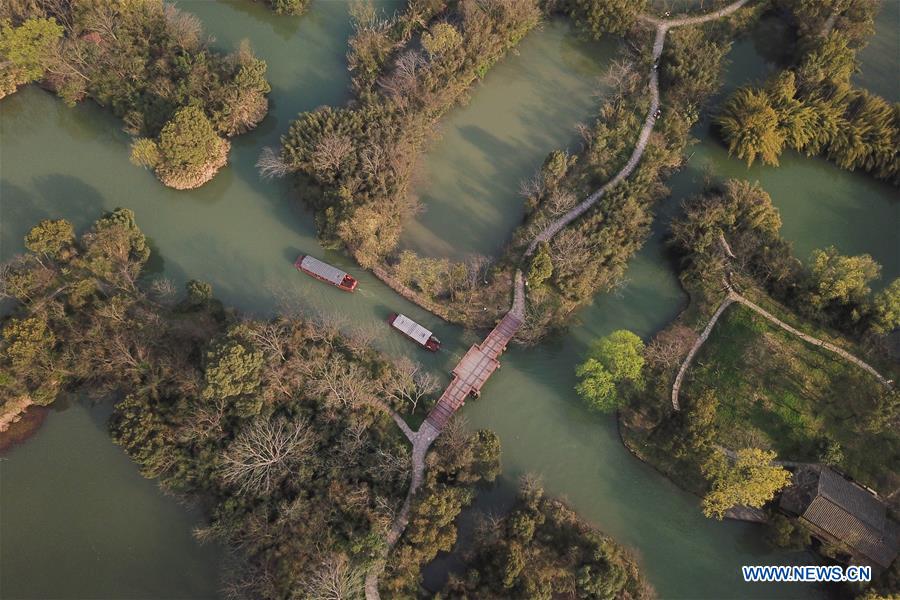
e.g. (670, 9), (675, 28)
(1, 2), (896, 598)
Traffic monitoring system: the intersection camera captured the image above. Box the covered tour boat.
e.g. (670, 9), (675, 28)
(294, 255), (357, 292)
(388, 313), (441, 351)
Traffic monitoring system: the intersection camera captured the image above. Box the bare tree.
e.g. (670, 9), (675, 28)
(383, 356), (439, 413)
(602, 58), (639, 93)
(257, 146), (293, 179)
(312, 134), (354, 176)
(518, 171), (545, 201)
(575, 121), (593, 148)
(163, 4), (202, 51)
(378, 50), (423, 107)
(298, 554), (365, 600)
(247, 320), (290, 362)
(220, 417), (316, 495)
(545, 188), (578, 217)
(82, 1), (120, 43)
(308, 357), (372, 409)
(333, 420), (369, 466)
(645, 325), (699, 370)
(344, 324), (376, 354)
(549, 229), (594, 274)
(184, 393), (230, 441)
(369, 446), (411, 482)
(148, 277), (176, 301)
(434, 415), (469, 457)
(360, 142), (392, 180)
(464, 254), (491, 289)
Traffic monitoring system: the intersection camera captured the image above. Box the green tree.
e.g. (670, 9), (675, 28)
(154, 106), (228, 189)
(701, 448), (792, 520)
(871, 278), (900, 334)
(818, 439), (844, 467)
(79, 208), (151, 287)
(421, 22), (462, 58)
(267, 0), (310, 15)
(202, 336), (263, 417)
(24, 219), (74, 260)
(807, 246), (880, 310)
(576, 330), (645, 412)
(716, 87), (785, 166)
(565, 0), (648, 39)
(129, 138), (160, 168)
(766, 514), (811, 550)
(683, 389), (719, 456)
(0, 17), (63, 97)
(2, 315), (54, 371)
(527, 241), (553, 287)
(186, 279), (213, 306)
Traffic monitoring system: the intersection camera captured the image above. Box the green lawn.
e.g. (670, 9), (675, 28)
(683, 305), (899, 493)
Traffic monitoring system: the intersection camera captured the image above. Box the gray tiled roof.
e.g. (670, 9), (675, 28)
(799, 468), (899, 568)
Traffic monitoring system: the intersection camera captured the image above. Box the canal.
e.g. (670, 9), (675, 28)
(1, 1), (895, 598)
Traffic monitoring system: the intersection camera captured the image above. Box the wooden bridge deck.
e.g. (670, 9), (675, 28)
(425, 312), (522, 430)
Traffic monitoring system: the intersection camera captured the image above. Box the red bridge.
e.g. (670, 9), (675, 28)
(424, 274), (525, 430)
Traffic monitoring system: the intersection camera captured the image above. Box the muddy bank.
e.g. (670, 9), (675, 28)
(0, 405), (50, 454)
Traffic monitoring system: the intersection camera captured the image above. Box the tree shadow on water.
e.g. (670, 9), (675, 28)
(31, 174), (108, 228)
(1, 180), (50, 260)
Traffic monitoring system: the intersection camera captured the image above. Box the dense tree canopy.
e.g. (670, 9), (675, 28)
(715, 1), (898, 183)
(807, 246), (880, 312)
(281, 0), (540, 266)
(563, 0), (648, 40)
(133, 105), (230, 189)
(0, 211), (504, 597)
(3, 0), (269, 188)
(0, 16), (62, 97)
(442, 478), (652, 599)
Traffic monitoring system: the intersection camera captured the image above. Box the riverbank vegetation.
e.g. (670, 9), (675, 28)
(505, 8), (758, 341)
(440, 478), (653, 599)
(254, 0), (309, 16)
(273, 0), (762, 339)
(1, 1), (270, 189)
(0, 210), (505, 598)
(613, 180), (898, 502)
(278, 0), (540, 268)
(715, 0), (898, 184)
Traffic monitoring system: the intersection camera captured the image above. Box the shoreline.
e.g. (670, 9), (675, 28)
(0, 405), (51, 455)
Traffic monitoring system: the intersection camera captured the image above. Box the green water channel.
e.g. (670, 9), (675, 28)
(1, 2), (896, 598)
(400, 21), (616, 260)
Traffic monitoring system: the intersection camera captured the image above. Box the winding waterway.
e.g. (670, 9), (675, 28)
(1, 2), (896, 598)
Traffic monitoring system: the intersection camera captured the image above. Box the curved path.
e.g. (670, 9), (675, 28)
(366, 3), (754, 597)
(671, 290), (737, 410)
(526, 0), (753, 258)
(672, 251), (893, 411)
(730, 290), (893, 387)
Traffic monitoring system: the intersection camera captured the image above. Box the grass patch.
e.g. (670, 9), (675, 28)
(682, 305), (899, 492)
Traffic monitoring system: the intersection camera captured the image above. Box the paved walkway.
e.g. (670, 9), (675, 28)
(526, 0), (753, 258)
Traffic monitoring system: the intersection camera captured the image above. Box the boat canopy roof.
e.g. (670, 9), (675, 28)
(392, 314), (433, 345)
(300, 255), (348, 285)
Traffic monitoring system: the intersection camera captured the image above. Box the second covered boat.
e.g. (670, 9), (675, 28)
(388, 313), (441, 352)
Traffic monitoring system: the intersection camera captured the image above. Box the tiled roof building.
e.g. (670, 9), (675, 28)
(781, 466), (899, 569)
